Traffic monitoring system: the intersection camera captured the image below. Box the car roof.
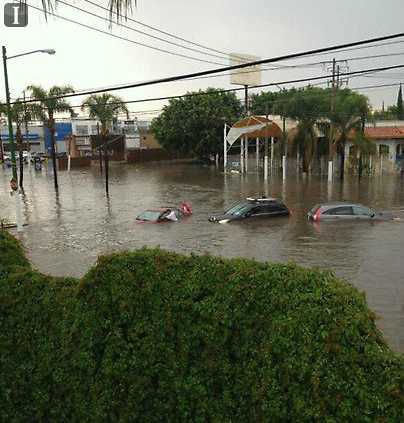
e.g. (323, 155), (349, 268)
(143, 208), (169, 212)
(320, 202), (366, 208)
(245, 197), (280, 204)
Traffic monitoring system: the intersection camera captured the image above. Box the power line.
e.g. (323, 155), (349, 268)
(22, 51), (404, 101)
(58, 0), (235, 63)
(27, 3), (227, 66)
(20, 82), (404, 124)
(81, 0), (249, 62)
(45, 64), (404, 111)
(14, 63), (404, 108)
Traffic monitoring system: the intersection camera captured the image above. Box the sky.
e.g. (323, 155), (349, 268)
(2, 0), (404, 119)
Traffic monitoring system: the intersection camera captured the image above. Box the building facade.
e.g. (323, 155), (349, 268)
(70, 119), (99, 157)
(44, 122), (72, 155)
(0, 124), (45, 154)
(346, 121), (404, 174)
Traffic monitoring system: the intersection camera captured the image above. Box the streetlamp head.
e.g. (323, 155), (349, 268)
(41, 49), (56, 55)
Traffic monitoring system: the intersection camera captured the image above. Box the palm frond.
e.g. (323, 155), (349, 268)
(108, 0), (135, 22)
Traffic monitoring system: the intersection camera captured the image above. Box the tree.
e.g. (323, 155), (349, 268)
(372, 105), (398, 121)
(250, 91), (281, 115)
(397, 84), (404, 120)
(276, 87), (328, 172)
(330, 89), (369, 179)
(81, 93), (128, 136)
(348, 132), (376, 176)
(8, 100), (32, 188)
(38, 0), (135, 20)
(151, 88), (242, 159)
(27, 85), (74, 189)
(81, 94), (129, 194)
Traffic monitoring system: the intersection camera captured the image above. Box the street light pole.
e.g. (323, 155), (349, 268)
(2, 46), (18, 181)
(2, 46), (56, 231)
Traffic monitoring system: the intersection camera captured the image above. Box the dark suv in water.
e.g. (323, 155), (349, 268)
(209, 197), (290, 223)
(307, 202), (395, 222)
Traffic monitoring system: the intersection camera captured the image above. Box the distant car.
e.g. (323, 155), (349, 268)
(307, 202), (395, 222)
(209, 197), (290, 223)
(136, 208), (183, 223)
(136, 202), (192, 224)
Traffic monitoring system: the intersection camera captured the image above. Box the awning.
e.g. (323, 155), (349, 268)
(226, 116), (282, 146)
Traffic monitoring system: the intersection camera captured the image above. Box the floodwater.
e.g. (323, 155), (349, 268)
(1, 162), (404, 353)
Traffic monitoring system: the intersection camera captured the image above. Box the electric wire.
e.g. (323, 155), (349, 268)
(27, 3), (228, 66)
(58, 0), (234, 63)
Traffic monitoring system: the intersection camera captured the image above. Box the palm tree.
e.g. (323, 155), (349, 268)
(330, 89), (369, 180)
(26, 85), (74, 189)
(8, 100), (32, 188)
(279, 87), (328, 173)
(347, 131), (376, 177)
(39, 0), (135, 20)
(81, 93), (128, 138)
(81, 93), (128, 193)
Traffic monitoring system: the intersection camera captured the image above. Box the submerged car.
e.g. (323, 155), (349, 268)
(307, 202), (395, 222)
(209, 197), (290, 223)
(136, 202), (192, 223)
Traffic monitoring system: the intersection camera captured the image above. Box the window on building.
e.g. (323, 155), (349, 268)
(91, 125), (98, 135)
(76, 125), (89, 136)
(379, 144), (389, 155)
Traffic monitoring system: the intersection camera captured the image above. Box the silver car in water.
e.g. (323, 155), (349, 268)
(307, 202), (395, 222)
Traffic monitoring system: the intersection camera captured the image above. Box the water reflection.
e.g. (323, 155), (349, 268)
(0, 164), (403, 352)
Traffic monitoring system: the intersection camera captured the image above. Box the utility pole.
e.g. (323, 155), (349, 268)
(264, 105), (269, 181)
(358, 114), (365, 179)
(2, 46), (18, 182)
(282, 115), (287, 181)
(104, 134), (109, 196)
(23, 90), (31, 168)
(245, 85), (249, 173)
(328, 58), (336, 182)
(97, 122), (102, 174)
(49, 114), (59, 189)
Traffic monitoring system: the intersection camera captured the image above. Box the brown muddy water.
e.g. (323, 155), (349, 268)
(1, 162), (403, 352)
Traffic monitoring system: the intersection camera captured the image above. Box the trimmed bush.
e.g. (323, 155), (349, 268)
(0, 230), (403, 422)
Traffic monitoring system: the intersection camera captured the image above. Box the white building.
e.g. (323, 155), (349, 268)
(345, 121), (404, 174)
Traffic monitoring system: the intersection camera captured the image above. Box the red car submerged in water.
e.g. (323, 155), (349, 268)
(136, 202), (192, 223)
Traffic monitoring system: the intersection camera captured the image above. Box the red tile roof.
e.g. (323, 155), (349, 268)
(365, 126), (404, 139)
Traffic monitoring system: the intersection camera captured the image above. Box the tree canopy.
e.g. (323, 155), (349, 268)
(26, 85), (74, 127)
(151, 88), (242, 158)
(81, 93), (129, 136)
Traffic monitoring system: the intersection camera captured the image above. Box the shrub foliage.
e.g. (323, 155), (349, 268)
(0, 230), (403, 422)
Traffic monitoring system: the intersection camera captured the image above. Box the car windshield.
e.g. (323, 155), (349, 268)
(136, 210), (162, 221)
(225, 203), (252, 216)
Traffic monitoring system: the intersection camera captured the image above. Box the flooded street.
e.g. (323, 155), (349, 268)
(1, 163), (404, 352)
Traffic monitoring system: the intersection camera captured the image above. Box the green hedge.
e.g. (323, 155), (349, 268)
(0, 230), (403, 422)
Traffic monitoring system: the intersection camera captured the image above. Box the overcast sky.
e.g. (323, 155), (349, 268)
(2, 0), (404, 119)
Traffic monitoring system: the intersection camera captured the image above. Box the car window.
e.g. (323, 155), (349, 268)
(225, 202), (246, 214)
(352, 206), (372, 216)
(137, 210), (162, 221)
(226, 203), (252, 216)
(324, 206), (353, 215)
(249, 203), (285, 215)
